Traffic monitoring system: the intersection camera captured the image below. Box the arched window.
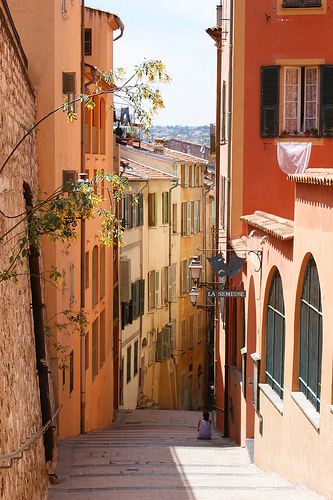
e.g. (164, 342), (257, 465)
(299, 256), (322, 412)
(266, 269), (285, 399)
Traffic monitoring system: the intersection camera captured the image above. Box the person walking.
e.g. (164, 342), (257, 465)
(197, 411), (212, 439)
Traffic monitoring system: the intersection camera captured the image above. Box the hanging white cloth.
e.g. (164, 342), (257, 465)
(277, 142), (312, 175)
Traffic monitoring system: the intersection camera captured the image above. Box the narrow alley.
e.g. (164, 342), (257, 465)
(48, 410), (325, 500)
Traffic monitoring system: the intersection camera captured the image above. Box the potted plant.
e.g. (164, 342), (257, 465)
(311, 128), (318, 136)
(304, 129), (310, 136)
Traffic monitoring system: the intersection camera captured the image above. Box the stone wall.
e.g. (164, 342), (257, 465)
(0, 3), (54, 498)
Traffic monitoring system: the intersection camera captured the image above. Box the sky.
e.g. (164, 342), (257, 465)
(84, 0), (219, 127)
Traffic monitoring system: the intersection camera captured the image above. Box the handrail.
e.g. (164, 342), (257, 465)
(0, 406), (62, 469)
(213, 404), (225, 412)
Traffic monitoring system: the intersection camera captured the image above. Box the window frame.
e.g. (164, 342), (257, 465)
(282, 0), (322, 7)
(299, 256), (322, 412)
(265, 269), (285, 400)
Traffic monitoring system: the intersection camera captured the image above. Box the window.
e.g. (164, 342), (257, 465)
(92, 245), (98, 307)
(92, 318), (98, 380)
(148, 271), (159, 310)
(197, 311), (202, 344)
(84, 28), (92, 55)
(299, 256), (322, 412)
(148, 193), (157, 226)
(167, 263), (177, 301)
(121, 279), (145, 329)
(149, 331), (154, 365)
(189, 315), (194, 349)
(162, 326), (171, 359)
(266, 269), (285, 399)
(156, 330), (162, 362)
(172, 204), (177, 233)
(261, 65), (333, 138)
(181, 319), (186, 354)
(62, 72), (77, 116)
(161, 267), (168, 305)
(283, 66), (318, 134)
(162, 192), (169, 224)
(100, 310), (105, 368)
(134, 340), (138, 376)
(85, 251), (89, 289)
(282, 0), (321, 7)
(121, 194), (143, 229)
(127, 345), (131, 383)
(100, 245), (105, 299)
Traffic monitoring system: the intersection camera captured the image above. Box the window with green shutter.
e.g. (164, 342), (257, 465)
(148, 193), (157, 226)
(261, 66), (280, 138)
(265, 270), (285, 399)
(127, 345), (131, 383)
(162, 192), (169, 224)
(162, 327), (171, 359)
(134, 340), (138, 376)
(139, 279), (145, 316)
(156, 330), (163, 362)
(299, 256), (322, 412)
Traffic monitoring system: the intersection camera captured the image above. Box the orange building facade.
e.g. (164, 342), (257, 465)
(8, 1), (123, 439)
(215, 1), (333, 497)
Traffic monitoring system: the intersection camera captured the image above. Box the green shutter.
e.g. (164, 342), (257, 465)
(320, 65), (333, 138)
(139, 279), (145, 316)
(261, 66), (280, 138)
(154, 193), (158, 226)
(156, 330), (163, 362)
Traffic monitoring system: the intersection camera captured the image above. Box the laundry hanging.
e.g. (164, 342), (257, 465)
(277, 142), (312, 175)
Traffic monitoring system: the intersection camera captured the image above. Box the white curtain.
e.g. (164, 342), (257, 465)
(277, 142), (312, 175)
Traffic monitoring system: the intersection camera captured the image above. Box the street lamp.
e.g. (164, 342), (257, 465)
(189, 256), (202, 286)
(189, 286), (215, 311)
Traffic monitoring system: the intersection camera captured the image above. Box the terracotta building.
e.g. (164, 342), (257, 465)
(213, 1), (333, 497)
(8, 1), (123, 438)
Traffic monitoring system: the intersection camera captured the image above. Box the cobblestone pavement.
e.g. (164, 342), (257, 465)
(48, 409), (325, 500)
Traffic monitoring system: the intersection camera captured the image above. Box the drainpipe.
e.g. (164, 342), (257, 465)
(80, 0), (86, 435)
(224, 0), (234, 438)
(113, 15), (124, 41)
(169, 177), (178, 409)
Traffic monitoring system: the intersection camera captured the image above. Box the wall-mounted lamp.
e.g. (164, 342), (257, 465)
(189, 286), (215, 311)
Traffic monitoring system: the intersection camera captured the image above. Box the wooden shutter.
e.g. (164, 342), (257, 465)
(139, 193), (144, 226)
(172, 263), (176, 299)
(155, 271), (159, 308)
(185, 165), (189, 187)
(148, 271), (153, 310)
(320, 65), (333, 137)
(261, 66), (280, 138)
(186, 259), (191, 293)
(187, 201), (191, 235)
(168, 266), (173, 301)
(139, 279), (145, 315)
(120, 257), (131, 303)
(63, 72), (76, 94)
(161, 267), (166, 304)
(132, 281), (138, 320)
(194, 201), (198, 233)
(181, 202), (187, 235)
(162, 327), (171, 359)
(156, 330), (163, 362)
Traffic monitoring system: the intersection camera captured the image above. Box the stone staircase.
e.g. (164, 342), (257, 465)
(136, 394), (161, 409)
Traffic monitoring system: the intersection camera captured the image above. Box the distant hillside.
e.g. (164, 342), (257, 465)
(147, 125), (211, 145)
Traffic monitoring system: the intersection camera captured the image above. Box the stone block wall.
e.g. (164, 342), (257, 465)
(0, 3), (54, 498)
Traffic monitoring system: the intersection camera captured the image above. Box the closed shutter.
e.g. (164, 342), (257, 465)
(168, 266), (173, 301)
(261, 66), (280, 138)
(194, 201), (198, 233)
(161, 267), (166, 304)
(181, 260), (185, 295)
(132, 281), (138, 320)
(155, 271), (159, 308)
(139, 193), (144, 225)
(187, 201), (191, 235)
(139, 279), (145, 315)
(156, 330), (163, 362)
(172, 263), (176, 299)
(120, 257), (131, 303)
(185, 165), (189, 187)
(181, 202), (187, 235)
(320, 65), (333, 137)
(124, 195), (130, 228)
(162, 327), (171, 359)
(63, 72), (76, 94)
(171, 320), (176, 353)
(186, 259), (191, 292)
(148, 271), (154, 310)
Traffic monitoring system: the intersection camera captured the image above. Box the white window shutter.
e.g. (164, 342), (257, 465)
(194, 201), (198, 233)
(155, 271), (159, 308)
(172, 263), (176, 299)
(187, 201), (191, 235)
(120, 257), (131, 303)
(168, 266), (172, 301)
(185, 165), (189, 187)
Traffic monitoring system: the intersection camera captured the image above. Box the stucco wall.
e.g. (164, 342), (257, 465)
(0, 4), (52, 498)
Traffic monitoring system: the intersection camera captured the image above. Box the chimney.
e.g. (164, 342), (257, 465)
(154, 138), (164, 155)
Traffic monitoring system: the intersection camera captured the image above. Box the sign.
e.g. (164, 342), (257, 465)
(206, 289), (246, 298)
